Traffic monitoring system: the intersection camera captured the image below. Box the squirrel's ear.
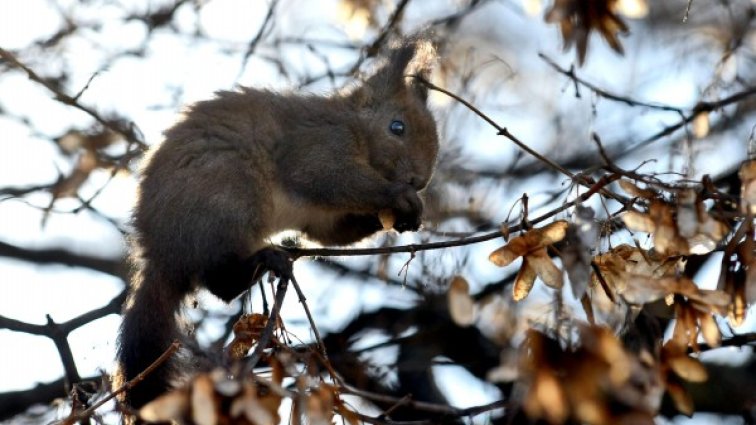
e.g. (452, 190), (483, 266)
(365, 38), (436, 102)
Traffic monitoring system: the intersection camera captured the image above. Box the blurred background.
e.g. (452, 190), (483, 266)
(0, 0), (754, 423)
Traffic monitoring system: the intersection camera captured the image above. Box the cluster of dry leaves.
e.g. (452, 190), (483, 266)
(544, 0), (648, 64)
(136, 314), (359, 425)
(446, 160), (755, 424)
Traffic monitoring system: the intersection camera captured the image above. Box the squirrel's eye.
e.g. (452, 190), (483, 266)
(389, 120), (405, 136)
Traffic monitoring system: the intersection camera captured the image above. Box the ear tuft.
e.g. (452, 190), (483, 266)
(402, 38), (436, 102)
(363, 37), (437, 101)
(402, 38), (436, 80)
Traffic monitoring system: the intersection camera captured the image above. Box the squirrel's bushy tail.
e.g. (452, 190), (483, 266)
(116, 262), (188, 409)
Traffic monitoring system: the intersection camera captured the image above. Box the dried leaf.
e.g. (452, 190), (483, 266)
(618, 179), (658, 199)
(448, 276), (476, 326)
(514, 259), (538, 301)
(691, 112), (710, 139)
(306, 384), (336, 424)
(191, 374), (218, 425)
(490, 221), (568, 267)
(487, 350), (520, 382)
(230, 382), (276, 425)
(666, 379), (694, 416)
(667, 355), (708, 382)
(688, 289), (731, 312)
(489, 236), (529, 267)
(649, 202), (688, 255)
(528, 248), (564, 288)
(335, 399), (361, 425)
(540, 220), (569, 245)
(227, 313), (268, 360)
(739, 160), (756, 214)
(671, 304), (695, 348)
(139, 390), (189, 423)
(527, 370), (568, 424)
(622, 210), (655, 233)
(338, 0), (381, 38)
(544, 0), (629, 64)
(51, 150), (99, 199)
(697, 312), (721, 348)
(621, 275), (670, 304)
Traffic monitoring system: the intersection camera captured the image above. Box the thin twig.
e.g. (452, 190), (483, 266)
(245, 276), (289, 371)
(289, 274), (329, 362)
(53, 341), (180, 425)
(539, 54), (685, 113)
(0, 47), (146, 149)
(238, 0), (279, 78)
(286, 173), (620, 259)
(342, 384), (507, 418)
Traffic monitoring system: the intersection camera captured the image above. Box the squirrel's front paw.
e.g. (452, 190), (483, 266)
(249, 248), (293, 281)
(387, 183), (423, 232)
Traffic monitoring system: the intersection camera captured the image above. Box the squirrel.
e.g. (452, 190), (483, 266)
(115, 40), (439, 410)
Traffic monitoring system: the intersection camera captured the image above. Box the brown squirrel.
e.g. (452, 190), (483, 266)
(116, 40), (439, 410)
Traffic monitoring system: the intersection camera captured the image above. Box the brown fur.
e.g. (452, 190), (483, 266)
(116, 41), (439, 410)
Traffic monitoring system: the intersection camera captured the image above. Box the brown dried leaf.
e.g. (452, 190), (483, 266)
(338, 0), (382, 37)
(544, 0), (629, 64)
(230, 382), (277, 425)
(649, 202), (688, 255)
(448, 276), (476, 326)
(528, 248), (564, 289)
(227, 313), (269, 360)
(697, 312), (721, 348)
(621, 275), (670, 304)
(729, 282), (747, 327)
(671, 304), (695, 348)
(526, 370), (568, 424)
(139, 389), (189, 423)
(539, 220), (569, 245)
(666, 379), (694, 416)
(335, 400), (361, 425)
(191, 374), (218, 425)
(489, 236), (530, 267)
(514, 258), (537, 301)
(51, 150), (99, 199)
(688, 289), (731, 313)
(622, 210), (655, 233)
(691, 112), (710, 139)
(739, 160), (756, 214)
(489, 221), (568, 267)
(618, 179), (658, 199)
(581, 326), (631, 384)
(667, 355), (708, 382)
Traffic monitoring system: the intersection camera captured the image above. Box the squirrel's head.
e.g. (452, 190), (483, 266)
(349, 39), (439, 191)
